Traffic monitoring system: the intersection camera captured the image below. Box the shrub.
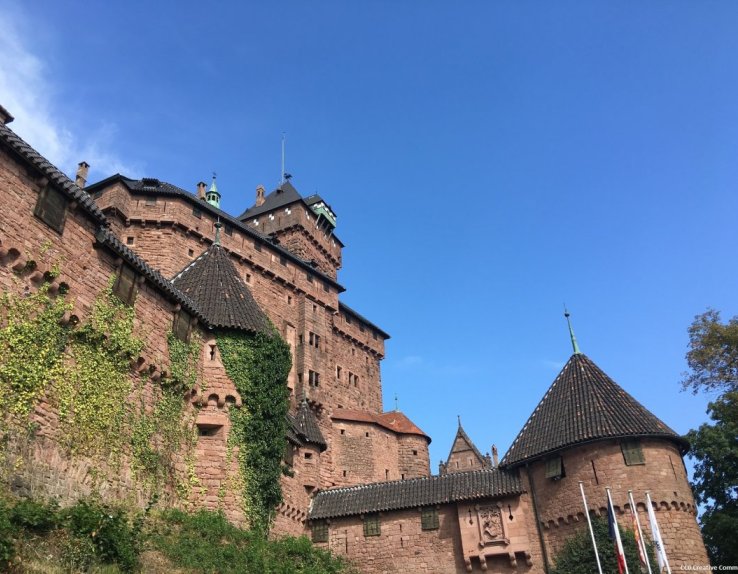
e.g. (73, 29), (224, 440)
(61, 499), (140, 573)
(0, 499), (15, 571)
(10, 497), (59, 532)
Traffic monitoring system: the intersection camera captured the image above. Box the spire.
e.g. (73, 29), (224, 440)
(564, 307), (581, 355)
(394, 393), (399, 411)
(457, 415), (461, 427)
(206, 172), (221, 208)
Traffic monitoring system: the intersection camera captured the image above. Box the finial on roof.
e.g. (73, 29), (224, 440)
(214, 219), (222, 245)
(457, 415), (461, 427)
(394, 394), (399, 411)
(564, 306), (581, 355)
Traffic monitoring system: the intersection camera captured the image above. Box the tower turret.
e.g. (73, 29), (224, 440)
(205, 175), (220, 209)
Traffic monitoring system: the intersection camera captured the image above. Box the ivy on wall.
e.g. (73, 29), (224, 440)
(216, 329), (291, 534)
(0, 274), (200, 496)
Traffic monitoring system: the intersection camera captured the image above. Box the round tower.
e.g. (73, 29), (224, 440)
(502, 345), (710, 570)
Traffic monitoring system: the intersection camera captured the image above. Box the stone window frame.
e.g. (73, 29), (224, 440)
(621, 439), (646, 466)
(192, 206), (203, 219)
(363, 513), (381, 537)
(34, 184), (68, 234)
(544, 455), (565, 480)
(172, 308), (193, 343)
(421, 506), (440, 531)
(113, 263), (139, 306)
(311, 520), (329, 543)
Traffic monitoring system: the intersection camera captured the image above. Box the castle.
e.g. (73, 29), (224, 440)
(0, 104), (709, 572)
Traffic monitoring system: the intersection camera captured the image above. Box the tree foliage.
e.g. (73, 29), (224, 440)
(683, 310), (738, 394)
(550, 515), (657, 574)
(682, 310), (738, 565)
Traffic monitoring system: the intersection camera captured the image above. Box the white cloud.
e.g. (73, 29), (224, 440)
(0, 5), (140, 180)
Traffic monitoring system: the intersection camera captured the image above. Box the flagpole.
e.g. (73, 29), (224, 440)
(606, 487), (630, 574)
(579, 481), (604, 574)
(628, 490), (653, 574)
(645, 492), (672, 574)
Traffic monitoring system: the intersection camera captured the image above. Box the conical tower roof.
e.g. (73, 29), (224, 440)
(292, 400), (327, 451)
(172, 244), (271, 333)
(502, 353), (687, 467)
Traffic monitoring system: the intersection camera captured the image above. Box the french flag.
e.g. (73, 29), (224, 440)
(607, 491), (629, 574)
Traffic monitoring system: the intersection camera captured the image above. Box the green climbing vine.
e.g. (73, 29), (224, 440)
(0, 284), (71, 419)
(216, 329), (291, 534)
(0, 271), (200, 496)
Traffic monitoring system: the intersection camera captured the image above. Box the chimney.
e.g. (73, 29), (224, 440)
(255, 185), (266, 207)
(491, 444), (499, 468)
(197, 181), (207, 200)
(75, 161), (90, 189)
(0, 104), (14, 125)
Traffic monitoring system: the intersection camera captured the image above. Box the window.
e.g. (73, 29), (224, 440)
(254, 241), (262, 252)
(113, 264), (137, 306)
(306, 273), (314, 283)
(246, 273), (252, 284)
(188, 248), (194, 257)
(287, 295), (292, 305)
(192, 207), (202, 218)
(145, 197), (157, 206)
(309, 370), (320, 387)
(126, 236), (134, 245)
(309, 332), (320, 349)
(421, 507), (439, 531)
(304, 452), (313, 460)
(323, 281), (329, 292)
(283, 443), (294, 467)
(172, 309), (192, 342)
(279, 256), (287, 266)
(544, 456), (564, 480)
(336, 366), (342, 379)
(225, 225), (233, 236)
(363, 514), (380, 537)
(621, 440), (645, 466)
(311, 521), (328, 543)
(34, 185), (67, 233)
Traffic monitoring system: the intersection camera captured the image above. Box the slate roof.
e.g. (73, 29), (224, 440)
(309, 468), (523, 520)
(446, 423), (490, 468)
(0, 121), (107, 224)
(238, 181), (303, 219)
(502, 353), (688, 467)
(171, 244), (271, 333)
(332, 409), (430, 442)
(292, 400), (327, 451)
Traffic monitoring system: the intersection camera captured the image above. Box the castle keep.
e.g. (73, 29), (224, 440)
(0, 105), (709, 572)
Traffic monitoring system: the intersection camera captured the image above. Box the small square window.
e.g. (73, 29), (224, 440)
(306, 273), (314, 283)
(311, 521), (329, 543)
(172, 310), (192, 342)
(113, 264), (137, 306)
(279, 256), (287, 266)
(621, 440), (645, 466)
(126, 236), (134, 245)
(192, 207), (202, 218)
(188, 248), (194, 257)
(254, 241), (262, 252)
(363, 514), (380, 537)
(34, 185), (67, 233)
(421, 507), (439, 531)
(145, 197), (157, 206)
(225, 225), (233, 236)
(544, 456), (564, 480)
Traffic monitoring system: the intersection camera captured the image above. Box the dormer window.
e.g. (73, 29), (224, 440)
(172, 309), (192, 342)
(34, 185), (67, 233)
(113, 264), (138, 306)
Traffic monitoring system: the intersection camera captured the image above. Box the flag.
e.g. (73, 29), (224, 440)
(646, 493), (671, 574)
(607, 490), (629, 574)
(629, 499), (648, 571)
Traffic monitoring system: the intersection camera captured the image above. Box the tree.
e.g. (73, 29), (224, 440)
(682, 310), (738, 394)
(550, 515), (657, 574)
(682, 310), (738, 565)
(685, 391), (738, 565)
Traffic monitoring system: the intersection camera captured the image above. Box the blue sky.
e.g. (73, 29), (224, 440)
(2, 1), (737, 470)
